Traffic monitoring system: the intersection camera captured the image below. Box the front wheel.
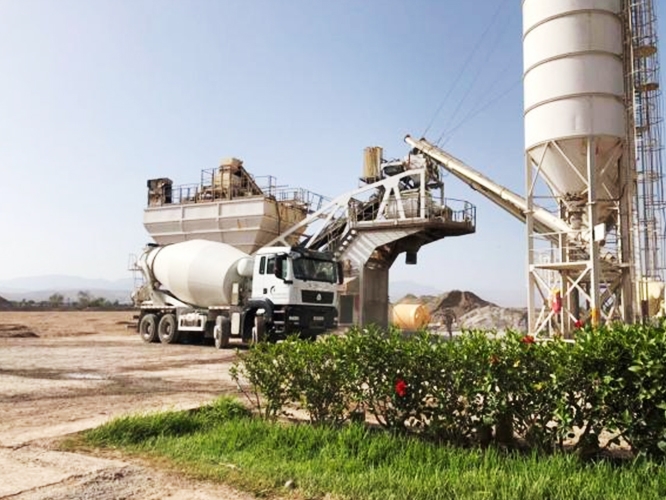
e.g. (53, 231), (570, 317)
(158, 314), (179, 344)
(139, 314), (158, 343)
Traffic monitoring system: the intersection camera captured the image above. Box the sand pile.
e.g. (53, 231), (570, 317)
(0, 324), (38, 338)
(458, 306), (527, 332)
(398, 290), (494, 323)
(0, 295), (12, 310)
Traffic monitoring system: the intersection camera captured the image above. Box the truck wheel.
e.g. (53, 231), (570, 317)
(251, 315), (266, 345)
(214, 317), (231, 349)
(158, 314), (179, 344)
(139, 314), (158, 343)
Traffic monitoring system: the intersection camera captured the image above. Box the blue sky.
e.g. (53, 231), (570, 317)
(1, 1), (664, 306)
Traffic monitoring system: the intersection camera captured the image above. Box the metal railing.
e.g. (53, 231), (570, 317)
(163, 183), (201, 205)
(147, 169), (328, 213)
(442, 198), (477, 226)
(350, 194), (476, 227)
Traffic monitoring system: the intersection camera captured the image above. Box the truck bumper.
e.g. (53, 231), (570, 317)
(280, 305), (337, 336)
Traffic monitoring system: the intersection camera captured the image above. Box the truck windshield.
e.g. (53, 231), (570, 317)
(292, 258), (337, 283)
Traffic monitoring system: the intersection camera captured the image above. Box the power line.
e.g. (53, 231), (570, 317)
(438, 78), (522, 145)
(437, 52), (520, 144)
(421, 0), (512, 138)
(436, 3), (514, 145)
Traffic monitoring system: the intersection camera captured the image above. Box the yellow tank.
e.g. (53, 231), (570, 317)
(390, 303), (431, 331)
(363, 146), (383, 181)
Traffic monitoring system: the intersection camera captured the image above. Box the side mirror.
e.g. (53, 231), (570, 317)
(337, 261), (344, 285)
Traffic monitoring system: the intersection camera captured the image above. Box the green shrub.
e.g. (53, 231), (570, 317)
(232, 324), (666, 458)
(230, 341), (297, 421)
(569, 323), (666, 456)
(287, 334), (363, 425)
(344, 327), (420, 430)
(622, 322), (666, 456)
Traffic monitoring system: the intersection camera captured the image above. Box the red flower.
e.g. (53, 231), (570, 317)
(574, 319), (584, 329)
(521, 335), (535, 344)
(395, 379), (408, 398)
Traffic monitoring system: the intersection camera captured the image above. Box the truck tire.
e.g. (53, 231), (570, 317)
(251, 315), (266, 345)
(158, 314), (179, 344)
(214, 317), (231, 349)
(139, 314), (158, 343)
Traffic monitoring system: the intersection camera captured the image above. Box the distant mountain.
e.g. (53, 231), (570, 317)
(0, 275), (526, 308)
(0, 289), (133, 304)
(389, 281), (443, 302)
(0, 275), (136, 304)
(0, 275), (134, 293)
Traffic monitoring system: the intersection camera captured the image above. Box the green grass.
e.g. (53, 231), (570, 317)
(81, 397), (666, 500)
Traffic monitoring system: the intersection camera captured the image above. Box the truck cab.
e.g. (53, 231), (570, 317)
(248, 246), (340, 340)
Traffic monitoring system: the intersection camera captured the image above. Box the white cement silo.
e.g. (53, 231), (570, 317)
(522, 0), (634, 334)
(523, 0), (625, 218)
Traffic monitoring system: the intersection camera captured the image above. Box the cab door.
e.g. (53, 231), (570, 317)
(251, 255), (290, 305)
(251, 255), (273, 299)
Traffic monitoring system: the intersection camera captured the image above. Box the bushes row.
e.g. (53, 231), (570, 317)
(230, 325), (666, 458)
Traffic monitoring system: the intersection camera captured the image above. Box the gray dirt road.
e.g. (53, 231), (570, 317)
(0, 313), (255, 500)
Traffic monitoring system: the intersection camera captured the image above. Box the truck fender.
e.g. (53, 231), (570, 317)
(241, 299), (274, 340)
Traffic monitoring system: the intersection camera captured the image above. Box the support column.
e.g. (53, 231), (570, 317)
(587, 137), (601, 326)
(359, 264), (390, 328)
(526, 155), (536, 334)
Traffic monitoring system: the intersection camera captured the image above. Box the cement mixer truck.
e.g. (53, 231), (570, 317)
(134, 239), (340, 347)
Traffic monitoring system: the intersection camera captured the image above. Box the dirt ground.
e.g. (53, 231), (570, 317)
(0, 311), (257, 500)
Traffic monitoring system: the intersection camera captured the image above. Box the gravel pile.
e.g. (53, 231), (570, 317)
(397, 290), (527, 332)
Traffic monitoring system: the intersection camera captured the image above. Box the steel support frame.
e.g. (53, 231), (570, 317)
(267, 167), (433, 251)
(526, 138), (633, 336)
